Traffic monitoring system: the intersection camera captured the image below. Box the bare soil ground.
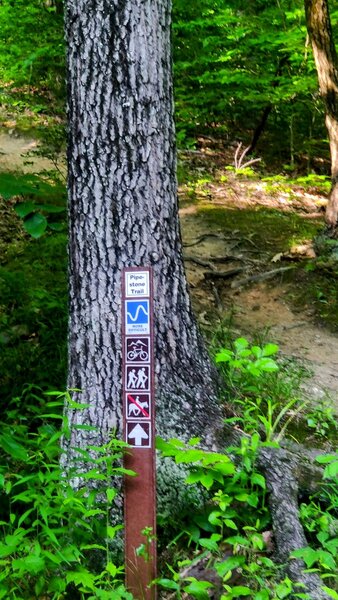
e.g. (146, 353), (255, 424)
(178, 155), (338, 411)
(1, 130), (337, 411)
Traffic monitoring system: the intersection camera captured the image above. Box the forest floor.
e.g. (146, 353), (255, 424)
(1, 128), (338, 420)
(177, 147), (338, 417)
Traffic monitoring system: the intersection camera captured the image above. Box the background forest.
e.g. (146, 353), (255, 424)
(0, 1), (337, 599)
(0, 0), (334, 163)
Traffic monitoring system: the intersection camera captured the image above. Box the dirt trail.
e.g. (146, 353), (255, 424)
(180, 209), (338, 410)
(0, 131), (64, 173)
(0, 129), (337, 412)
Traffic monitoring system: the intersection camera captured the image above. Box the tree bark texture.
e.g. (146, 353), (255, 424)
(304, 0), (338, 231)
(258, 446), (331, 600)
(63, 0), (221, 470)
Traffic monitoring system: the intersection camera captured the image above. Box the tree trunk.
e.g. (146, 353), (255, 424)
(63, 0), (221, 473)
(247, 57), (288, 155)
(304, 0), (338, 232)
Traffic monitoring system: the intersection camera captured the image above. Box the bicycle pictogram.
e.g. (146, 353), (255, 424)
(126, 338), (150, 362)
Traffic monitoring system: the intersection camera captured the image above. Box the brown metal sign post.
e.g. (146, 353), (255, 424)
(122, 267), (157, 600)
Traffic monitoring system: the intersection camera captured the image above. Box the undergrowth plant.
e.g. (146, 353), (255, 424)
(156, 435), (338, 600)
(155, 336), (337, 600)
(214, 335), (338, 445)
(0, 390), (132, 600)
(215, 337), (306, 442)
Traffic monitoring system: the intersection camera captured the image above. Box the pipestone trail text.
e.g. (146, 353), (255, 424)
(125, 272), (149, 296)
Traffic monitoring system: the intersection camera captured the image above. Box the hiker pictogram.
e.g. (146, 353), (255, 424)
(126, 337), (150, 362)
(126, 366), (150, 391)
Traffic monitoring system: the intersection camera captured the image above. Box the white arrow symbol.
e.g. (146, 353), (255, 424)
(128, 423), (149, 446)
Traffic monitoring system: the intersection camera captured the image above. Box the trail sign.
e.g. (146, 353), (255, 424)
(127, 422), (151, 447)
(125, 299), (150, 335)
(122, 267), (156, 600)
(125, 271), (150, 297)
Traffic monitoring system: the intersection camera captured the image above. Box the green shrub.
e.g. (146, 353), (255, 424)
(0, 391), (132, 600)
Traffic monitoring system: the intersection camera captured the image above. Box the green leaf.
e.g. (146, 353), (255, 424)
(200, 473), (215, 489)
(23, 213), (48, 238)
(18, 508), (35, 526)
(291, 547), (317, 568)
(224, 519), (237, 530)
(48, 576), (67, 593)
(188, 437), (201, 446)
(254, 357), (279, 372)
(107, 488), (117, 503)
(322, 587), (338, 600)
(199, 537), (220, 552)
(183, 579), (214, 600)
(254, 590), (270, 600)
(12, 555), (45, 575)
(251, 473), (266, 489)
(215, 349), (233, 363)
(251, 346), (262, 359)
(0, 543), (17, 558)
(324, 460), (338, 479)
(234, 338), (249, 352)
(66, 570), (96, 591)
(213, 462), (235, 476)
(186, 470), (204, 485)
(208, 511), (223, 526)
(262, 343), (279, 356)
(231, 586), (252, 597)
(215, 556), (244, 577)
(0, 434), (28, 461)
(317, 549), (336, 570)
(107, 525), (123, 539)
(105, 562), (118, 577)
(14, 201), (36, 218)
(158, 579), (180, 591)
(315, 454), (337, 464)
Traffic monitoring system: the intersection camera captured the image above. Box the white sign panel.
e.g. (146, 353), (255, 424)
(125, 271), (149, 297)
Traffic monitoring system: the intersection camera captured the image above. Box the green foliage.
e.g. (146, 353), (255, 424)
(215, 337), (302, 442)
(213, 333), (338, 445)
(155, 336), (337, 599)
(215, 337), (279, 379)
(316, 453), (338, 481)
(292, 479), (338, 590)
(306, 399), (338, 439)
(0, 0), (65, 98)
(157, 431), (337, 599)
(172, 0), (327, 165)
(0, 233), (67, 402)
(0, 172), (66, 237)
(0, 391), (133, 599)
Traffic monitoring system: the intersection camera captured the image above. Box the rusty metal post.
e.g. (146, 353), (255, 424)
(122, 267), (157, 600)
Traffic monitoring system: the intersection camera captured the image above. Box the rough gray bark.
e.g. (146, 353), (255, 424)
(258, 446), (331, 600)
(304, 0), (338, 233)
(63, 0), (221, 470)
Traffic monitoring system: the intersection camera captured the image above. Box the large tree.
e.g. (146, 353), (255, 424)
(63, 0), (221, 472)
(304, 0), (338, 233)
(62, 2), (333, 598)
